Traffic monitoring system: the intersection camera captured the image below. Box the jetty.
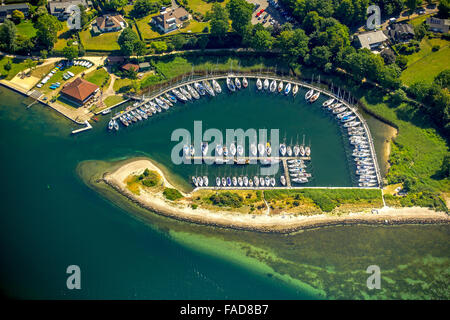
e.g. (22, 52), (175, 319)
(281, 159), (291, 187)
(71, 120), (92, 134)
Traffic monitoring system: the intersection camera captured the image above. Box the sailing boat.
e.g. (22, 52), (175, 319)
(305, 89), (314, 100)
(270, 80), (277, 92)
(292, 84), (298, 96)
(278, 81), (283, 93)
(256, 78), (262, 90)
(212, 79), (222, 93)
(284, 83), (291, 95)
(235, 77), (241, 90)
(263, 79), (269, 90)
(226, 77), (236, 92)
(242, 77), (248, 88)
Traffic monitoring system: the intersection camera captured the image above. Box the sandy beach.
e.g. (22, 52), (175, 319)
(103, 159), (449, 233)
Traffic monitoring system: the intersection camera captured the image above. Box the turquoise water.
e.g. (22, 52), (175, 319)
(0, 85), (448, 299)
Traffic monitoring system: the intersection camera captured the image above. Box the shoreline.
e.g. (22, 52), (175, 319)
(101, 158), (450, 234)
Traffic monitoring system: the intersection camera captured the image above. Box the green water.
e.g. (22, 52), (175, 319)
(0, 85), (448, 299)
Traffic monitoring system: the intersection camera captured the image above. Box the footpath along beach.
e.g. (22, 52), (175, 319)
(101, 158), (450, 234)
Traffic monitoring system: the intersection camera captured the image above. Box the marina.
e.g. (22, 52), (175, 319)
(106, 74), (382, 190)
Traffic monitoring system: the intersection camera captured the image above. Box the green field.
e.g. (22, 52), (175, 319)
(0, 56), (34, 80)
(15, 20), (37, 40)
(400, 37), (450, 85)
(187, 0), (230, 14)
(85, 68), (110, 88)
(79, 29), (121, 51)
(103, 95), (125, 107)
(361, 93), (448, 193)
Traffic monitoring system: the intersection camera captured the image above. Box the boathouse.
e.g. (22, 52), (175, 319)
(60, 78), (99, 106)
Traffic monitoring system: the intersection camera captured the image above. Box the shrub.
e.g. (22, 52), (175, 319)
(163, 188), (183, 200)
(209, 192), (243, 208)
(432, 45), (440, 52)
(191, 204), (198, 209)
(139, 170), (160, 187)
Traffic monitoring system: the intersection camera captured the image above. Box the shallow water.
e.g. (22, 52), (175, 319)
(0, 84), (448, 299)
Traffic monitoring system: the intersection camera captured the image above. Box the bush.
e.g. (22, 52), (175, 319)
(163, 188), (183, 200)
(191, 204), (198, 209)
(138, 169), (160, 187)
(432, 45), (440, 52)
(209, 192), (243, 208)
(396, 55), (408, 70)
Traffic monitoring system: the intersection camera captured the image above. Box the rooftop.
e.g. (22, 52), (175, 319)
(357, 31), (388, 50)
(60, 78), (99, 102)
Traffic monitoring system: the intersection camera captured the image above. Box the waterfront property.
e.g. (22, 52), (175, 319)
(60, 77), (99, 106)
(151, 7), (191, 34)
(93, 14), (127, 34)
(357, 30), (388, 51)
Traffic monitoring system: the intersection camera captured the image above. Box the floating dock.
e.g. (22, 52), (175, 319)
(71, 120), (92, 134)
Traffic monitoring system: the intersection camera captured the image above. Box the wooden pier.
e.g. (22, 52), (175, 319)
(281, 159), (291, 187)
(71, 120), (92, 134)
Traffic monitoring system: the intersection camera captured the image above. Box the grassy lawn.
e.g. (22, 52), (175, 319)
(361, 92), (449, 195)
(103, 95), (125, 107)
(400, 37), (450, 85)
(0, 56), (35, 80)
(30, 62), (59, 79)
(113, 77), (133, 92)
(15, 20), (37, 40)
(408, 13), (433, 27)
(187, 0), (230, 15)
(79, 29), (121, 51)
(85, 68), (111, 88)
(154, 55), (280, 79)
(54, 24), (74, 51)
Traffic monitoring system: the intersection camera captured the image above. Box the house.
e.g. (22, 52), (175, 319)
(121, 63), (140, 72)
(93, 14), (126, 34)
(426, 17), (449, 33)
(151, 7), (190, 34)
(106, 56), (125, 65)
(60, 78), (99, 106)
(48, 0), (87, 21)
(357, 30), (388, 51)
(384, 23), (415, 43)
(0, 3), (29, 23)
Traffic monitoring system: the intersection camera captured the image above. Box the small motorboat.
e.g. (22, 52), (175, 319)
(238, 176), (243, 187)
(216, 177), (221, 187)
(254, 176), (259, 187)
(203, 176), (209, 187)
(322, 98), (335, 107)
(260, 177), (265, 187)
(280, 176), (286, 186)
(286, 146), (293, 157)
(243, 176), (248, 186)
(222, 177), (226, 186)
(279, 143), (286, 156)
(232, 176), (237, 186)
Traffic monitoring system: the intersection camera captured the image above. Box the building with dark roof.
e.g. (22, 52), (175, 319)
(384, 23), (415, 43)
(0, 3), (29, 22)
(60, 78), (99, 106)
(151, 7), (190, 34)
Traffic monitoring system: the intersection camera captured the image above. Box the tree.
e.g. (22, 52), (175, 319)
(131, 0), (159, 18)
(227, 0), (253, 36)
(308, 45), (331, 68)
(251, 29), (274, 51)
(276, 28), (309, 62)
(118, 28), (144, 56)
(35, 14), (62, 50)
(395, 55), (408, 70)
(40, 49), (48, 59)
(390, 89), (407, 105)
(63, 45), (78, 60)
(438, 0), (450, 19)
(406, 0), (421, 17)
(150, 41), (167, 53)
(107, 0), (127, 12)
(0, 19), (17, 53)
(210, 3), (229, 39)
(334, 0), (354, 27)
(172, 34), (187, 50)
(11, 10), (25, 24)
(441, 153), (450, 178)
(197, 35), (209, 50)
(4, 60), (12, 71)
(434, 69), (450, 89)
(302, 11), (321, 34)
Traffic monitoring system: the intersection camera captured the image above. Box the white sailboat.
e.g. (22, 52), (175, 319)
(263, 79), (269, 90)
(256, 78), (262, 90)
